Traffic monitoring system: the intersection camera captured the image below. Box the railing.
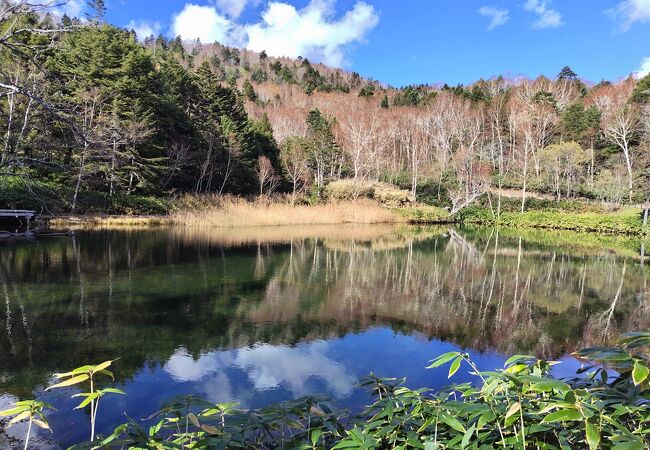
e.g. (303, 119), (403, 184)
(0, 210), (36, 217)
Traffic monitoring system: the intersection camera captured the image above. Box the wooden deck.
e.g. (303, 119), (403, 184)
(0, 209), (36, 234)
(0, 209), (36, 218)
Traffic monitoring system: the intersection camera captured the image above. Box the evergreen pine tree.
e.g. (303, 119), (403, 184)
(242, 79), (257, 101)
(557, 66), (578, 81)
(632, 73), (650, 104)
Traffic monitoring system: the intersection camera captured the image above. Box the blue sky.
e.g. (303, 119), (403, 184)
(61, 0), (650, 87)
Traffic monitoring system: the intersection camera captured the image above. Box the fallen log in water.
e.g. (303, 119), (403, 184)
(35, 230), (75, 237)
(0, 229), (74, 239)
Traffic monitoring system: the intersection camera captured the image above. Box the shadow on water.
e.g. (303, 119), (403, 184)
(1, 224), (649, 447)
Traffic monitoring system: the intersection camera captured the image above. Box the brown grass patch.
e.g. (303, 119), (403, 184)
(172, 195), (403, 227)
(47, 195), (406, 229)
(48, 215), (171, 228)
(168, 223), (410, 247)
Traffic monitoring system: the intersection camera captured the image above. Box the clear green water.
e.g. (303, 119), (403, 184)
(0, 224), (648, 447)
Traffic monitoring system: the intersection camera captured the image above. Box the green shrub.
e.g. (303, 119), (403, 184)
(324, 179), (414, 206)
(0, 177), (66, 213)
(373, 183), (413, 205)
(411, 175), (454, 207)
(324, 179), (375, 200)
(0, 177), (171, 215)
(109, 195), (170, 215)
(397, 205), (452, 223)
(477, 196), (608, 214)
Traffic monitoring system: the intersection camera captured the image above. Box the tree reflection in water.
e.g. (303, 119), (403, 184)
(0, 224), (649, 445)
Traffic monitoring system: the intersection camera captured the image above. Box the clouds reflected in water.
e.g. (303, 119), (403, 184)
(164, 341), (356, 403)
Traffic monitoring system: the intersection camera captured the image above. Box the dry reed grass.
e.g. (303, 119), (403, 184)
(48, 196), (407, 229)
(48, 215), (171, 228)
(172, 195), (404, 227)
(168, 223), (408, 247)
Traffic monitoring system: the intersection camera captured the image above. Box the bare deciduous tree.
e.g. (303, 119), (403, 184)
(280, 138), (310, 203)
(597, 81), (642, 198)
(449, 148), (491, 215)
(256, 155), (279, 196)
(340, 106), (389, 182)
(394, 110), (431, 197)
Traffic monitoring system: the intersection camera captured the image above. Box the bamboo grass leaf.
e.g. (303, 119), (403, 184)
(46, 374), (89, 390)
(543, 409), (582, 422)
(53, 366), (94, 378)
(92, 360), (115, 374)
(0, 406), (29, 416)
(632, 361), (649, 385)
(440, 413), (466, 433)
(75, 393), (99, 410)
(448, 357), (462, 378)
(188, 413), (200, 428)
(611, 442), (644, 450)
(585, 421), (600, 450)
(426, 352), (460, 369)
(201, 424), (221, 435)
(33, 419), (51, 431)
(8, 410), (31, 425)
(505, 402), (521, 420)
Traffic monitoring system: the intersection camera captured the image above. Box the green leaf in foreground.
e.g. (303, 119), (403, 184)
(45, 374), (89, 390)
(543, 409), (582, 422)
(585, 420), (600, 450)
(448, 356), (462, 378)
(505, 402), (521, 420)
(632, 360), (649, 385)
(440, 413), (466, 433)
(427, 352), (460, 369)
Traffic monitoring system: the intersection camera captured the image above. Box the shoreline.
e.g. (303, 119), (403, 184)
(459, 207), (649, 236)
(42, 205), (650, 237)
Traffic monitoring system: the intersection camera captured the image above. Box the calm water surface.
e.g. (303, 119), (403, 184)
(1, 224), (649, 447)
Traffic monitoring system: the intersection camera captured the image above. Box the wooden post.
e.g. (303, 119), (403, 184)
(642, 242), (645, 268)
(644, 207), (649, 227)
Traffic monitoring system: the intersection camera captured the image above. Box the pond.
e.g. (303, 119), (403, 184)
(1, 224), (649, 448)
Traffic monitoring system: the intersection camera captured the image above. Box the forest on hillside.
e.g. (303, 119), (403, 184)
(2, 1), (650, 214)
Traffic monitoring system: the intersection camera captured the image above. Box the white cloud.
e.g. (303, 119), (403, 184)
(524, 0), (563, 29)
(164, 348), (234, 382)
(168, 0), (378, 67)
(163, 342), (356, 400)
(234, 342), (356, 397)
(52, 0), (85, 18)
(608, 0), (650, 31)
(214, 0), (262, 19)
(127, 20), (162, 41)
(477, 6), (509, 30)
(244, 0), (379, 67)
(171, 3), (233, 43)
(635, 56), (650, 78)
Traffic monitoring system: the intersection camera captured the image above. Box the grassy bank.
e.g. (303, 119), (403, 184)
(393, 204), (452, 223)
(48, 202), (649, 237)
(41, 190), (650, 236)
(460, 206), (648, 235)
